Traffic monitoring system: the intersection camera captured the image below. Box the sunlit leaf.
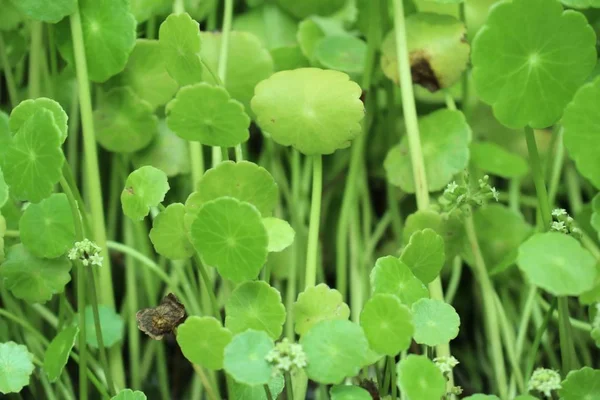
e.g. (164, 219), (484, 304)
(159, 12), (203, 86)
(559, 367), (600, 400)
(84, 305), (124, 349)
(262, 217), (295, 252)
(232, 4), (297, 50)
(315, 35), (367, 75)
(176, 316), (232, 370)
(330, 385), (372, 400)
(9, 97), (68, 143)
(470, 142), (528, 179)
(396, 355), (446, 400)
(411, 298), (460, 346)
(301, 320), (368, 384)
(252, 68), (364, 155)
(370, 256), (429, 306)
(43, 325), (78, 382)
(224, 330), (274, 386)
(276, 0), (346, 19)
(10, 0), (76, 23)
(0, 342), (35, 394)
(293, 284), (350, 336)
(149, 203), (195, 260)
(230, 374), (285, 400)
(111, 389), (147, 400)
(400, 228), (445, 284)
(403, 210), (465, 260)
(121, 166), (170, 221)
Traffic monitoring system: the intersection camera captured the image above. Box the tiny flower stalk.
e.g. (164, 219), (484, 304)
(305, 155), (323, 289)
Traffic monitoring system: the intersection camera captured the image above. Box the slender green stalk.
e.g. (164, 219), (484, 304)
(525, 298), (557, 380)
(444, 257), (463, 304)
(509, 285), (537, 396)
(465, 214), (508, 400)
(124, 223), (140, 389)
(173, 0), (184, 13)
(508, 179), (522, 214)
(389, 356), (397, 399)
(284, 372), (294, 400)
(392, 0), (429, 210)
(565, 163), (583, 213)
(387, 184), (404, 241)
(285, 150), (302, 339)
(305, 155), (323, 288)
(523, 126), (575, 374)
(193, 254), (221, 320)
(0, 32), (19, 107)
(28, 21), (42, 98)
(493, 293), (525, 393)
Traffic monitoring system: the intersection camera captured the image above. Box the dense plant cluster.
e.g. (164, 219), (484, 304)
(0, 0), (599, 399)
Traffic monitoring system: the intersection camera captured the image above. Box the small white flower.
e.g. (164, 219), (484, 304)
(551, 221), (566, 232)
(552, 208), (567, 217)
(490, 187), (499, 202)
(68, 239), (103, 267)
(528, 368), (561, 398)
(89, 254), (104, 267)
(434, 356), (459, 374)
(445, 181), (459, 194)
(265, 338), (307, 375)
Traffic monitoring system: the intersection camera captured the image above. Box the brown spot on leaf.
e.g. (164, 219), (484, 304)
(125, 187), (134, 195)
(410, 51), (440, 92)
(136, 293), (187, 340)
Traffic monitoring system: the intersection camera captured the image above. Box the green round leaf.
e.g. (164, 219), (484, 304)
(293, 283), (350, 336)
(384, 109), (471, 192)
(462, 204), (532, 271)
(404, 210), (465, 260)
(396, 354), (446, 400)
(185, 161), (278, 230)
(471, 0), (597, 129)
(200, 31), (274, 115)
(470, 142), (528, 179)
(561, 0), (600, 7)
(400, 228), (445, 284)
(224, 330), (274, 386)
(297, 19), (325, 63)
(330, 385), (372, 400)
(251, 68), (364, 155)
(121, 166), (170, 221)
(9, 98), (68, 143)
(0, 1), (24, 31)
(263, 217), (295, 252)
(230, 374), (285, 400)
(149, 203), (194, 260)
(517, 232), (597, 296)
(232, 4), (298, 50)
(360, 294), (414, 356)
(117, 39), (178, 109)
(0, 169), (7, 208)
(190, 197), (268, 283)
(111, 389), (148, 400)
(19, 193), (75, 259)
(381, 13), (469, 91)
(276, 0), (346, 19)
(159, 12), (203, 86)
(94, 87), (158, 153)
(2, 109), (64, 203)
(0, 342), (35, 394)
(271, 45), (309, 72)
(563, 76), (600, 190)
(166, 83), (250, 147)
(463, 395), (500, 400)
(559, 367), (600, 400)
(0, 244), (71, 304)
(300, 320), (368, 384)
(56, 0), (136, 82)
(225, 281), (286, 339)
(176, 316), (233, 370)
(43, 325), (78, 382)
(411, 298), (460, 346)
(315, 35), (367, 75)
(9, 0), (76, 23)
(131, 120), (190, 177)
(85, 305), (124, 349)
(513, 396), (537, 400)
(370, 256), (429, 306)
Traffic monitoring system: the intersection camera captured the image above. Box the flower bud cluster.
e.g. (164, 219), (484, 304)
(265, 338), (307, 376)
(437, 173), (499, 216)
(550, 209), (582, 238)
(527, 368), (561, 398)
(68, 239), (103, 267)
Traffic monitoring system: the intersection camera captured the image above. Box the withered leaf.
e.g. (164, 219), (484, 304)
(136, 293), (187, 340)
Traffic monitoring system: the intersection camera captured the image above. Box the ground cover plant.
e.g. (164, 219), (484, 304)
(0, 0), (599, 398)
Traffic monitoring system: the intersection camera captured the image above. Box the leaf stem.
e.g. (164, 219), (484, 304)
(263, 384), (274, 400)
(284, 372), (294, 400)
(305, 155), (323, 288)
(464, 213), (508, 400)
(193, 254), (221, 321)
(525, 298), (557, 380)
(28, 21), (42, 98)
(0, 32), (19, 107)
(389, 356), (397, 399)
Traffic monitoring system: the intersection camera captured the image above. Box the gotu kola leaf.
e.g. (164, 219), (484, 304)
(85, 305), (124, 349)
(300, 319), (368, 384)
(384, 109), (471, 193)
(329, 385), (372, 400)
(471, 0), (597, 129)
(121, 166), (170, 221)
(43, 324), (78, 382)
(111, 389), (147, 400)
(370, 256), (429, 306)
(517, 232), (597, 296)
(9, 0), (76, 23)
(56, 0), (136, 82)
(400, 228), (445, 284)
(293, 283), (350, 336)
(381, 13), (469, 91)
(176, 316), (232, 370)
(232, 4), (298, 50)
(315, 35), (367, 75)
(396, 354), (446, 400)
(190, 197), (268, 283)
(94, 87), (158, 153)
(251, 68), (364, 155)
(359, 294), (414, 356)
(185, 161), (278, 231)
(224, 330), (274, 386)
(0, 341), (35, 394)
(262, 217), (295, 252)
(563, 76), (600, 190)
(470, 142), (528, 179)
(411, 298), (460, 346)
(159, 12), (203, 86)
(559, 367), (600, 400)
(0, 244), (71, 304)
(403, 209), (465, 260)
(19, 193), (75, 259)
(225, 281), (286, 339)
(166, 83), (250, 147)
(2, 109), (64, 203)
(9, 97), (68, 143)
(276, 0), (346, 19)
(149, 203), (194, 260)
(230, 373), (285, 400)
